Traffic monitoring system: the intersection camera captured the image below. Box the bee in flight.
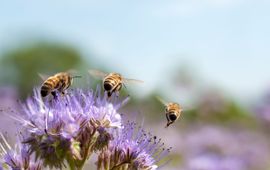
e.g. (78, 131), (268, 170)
(88, 69), (143, 97)
(157, 96), (182, 128)
(40, 72), (81, 98)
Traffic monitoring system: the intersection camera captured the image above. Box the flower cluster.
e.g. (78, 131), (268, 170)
(0, 86), (169, 170)
(97, 122), (171, 170)
(0, 133), (42, 170)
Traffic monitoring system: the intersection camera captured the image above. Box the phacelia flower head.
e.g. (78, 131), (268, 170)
(97, 121), (171, 170)
(13, 87), (129, 169)
(0, 133), (42, 170)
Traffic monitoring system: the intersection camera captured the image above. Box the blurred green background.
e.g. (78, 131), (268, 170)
(1, 1), (270, 170)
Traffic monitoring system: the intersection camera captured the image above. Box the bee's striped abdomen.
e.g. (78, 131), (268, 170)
(165, 103), (181, 126)
(168, 107), (179, 113)
(103, 73), (122, 97)
(41, 77), (56, 97)
(40, 72), (73, 98)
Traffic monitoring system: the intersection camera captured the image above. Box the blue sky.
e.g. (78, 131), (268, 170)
(1, 0), (270, 102)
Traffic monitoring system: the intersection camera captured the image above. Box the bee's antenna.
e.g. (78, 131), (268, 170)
(165, 124), (169, 128)
(72, 75), (82, 79)
(156, 96), (167, 106)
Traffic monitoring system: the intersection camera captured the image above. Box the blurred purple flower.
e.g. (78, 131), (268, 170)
(11, 87), (128, 169)
(184, 153), (246, 170)
(169, 125), (270, 170)
(255, 91), (270, 124)
(97, 121), (171, 170)
(0, 133), (42, 170)
(196, 90), (228, 117)
(0, 87), (20, 138)
(0, 87), (19, 108)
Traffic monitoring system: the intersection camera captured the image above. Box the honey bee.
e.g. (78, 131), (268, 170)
(88, 69), (143, 97)
(40, 72), (81, 98)
(157, 96), (182, 128)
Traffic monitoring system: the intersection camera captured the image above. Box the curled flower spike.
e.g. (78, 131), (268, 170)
(92, 127), (113, 152)
(97, 122), (171, 170)
(11, 87), (129, 169)
(0, 133), (42, 170)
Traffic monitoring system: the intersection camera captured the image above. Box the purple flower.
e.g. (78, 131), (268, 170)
(0, 87), (20, 137)
(196, 90), (228, 117)
(12, 87), (128, 169)
(3, 86), (172, 169)
(166, 125), (270, 170)
(183, 153), (247, 170)
(0, 133), (42, 170)
(97, 122), (171, 170)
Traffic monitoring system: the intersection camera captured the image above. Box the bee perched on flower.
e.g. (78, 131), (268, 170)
(96, 122), (171, 170)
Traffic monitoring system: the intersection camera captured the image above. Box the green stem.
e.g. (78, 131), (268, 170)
(66, 156), (77, 170)
(76, 152), (93, 170)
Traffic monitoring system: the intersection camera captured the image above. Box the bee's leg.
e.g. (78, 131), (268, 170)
(102, 89), (106, 97)
(63, 91), (71, 96)
(123, 83), (127, 90)
(107, 91), (112, 98)
(105, 91), (112, 102)
(166, 114), (170, 122)
(112, 90), (121, 98)
(61, 87), (71, 96)
(165, 121), (173, 128)
(51, 91), (57, 99)
(165, 114), (171, 128)
(61, 91), (66, 96)
(115, 91), (120, 98)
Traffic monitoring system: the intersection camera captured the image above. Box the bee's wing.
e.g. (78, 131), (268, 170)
(122, 78), (144, 84)
(88, 69), (107, 79)
(156, 96), (168, 106)
(66, 69), (78, 75)
(66, 69), (82, 78)
(182, 106), (194, 112)
(38, 73), (50, 81)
